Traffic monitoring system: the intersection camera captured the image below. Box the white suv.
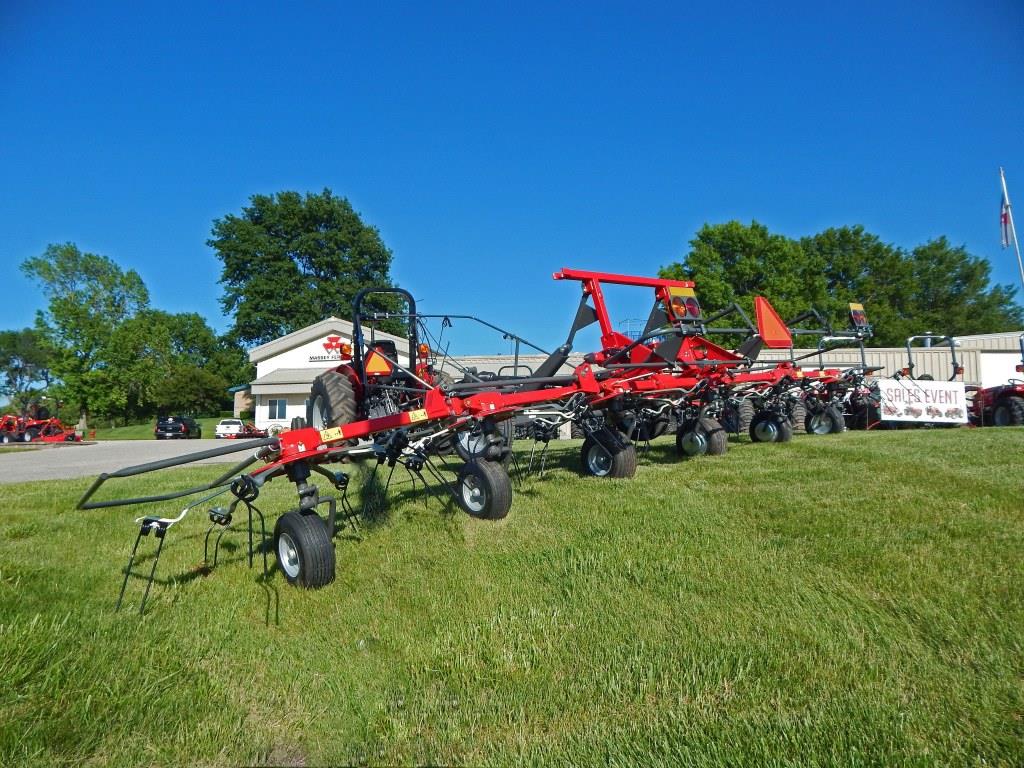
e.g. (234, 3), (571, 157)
(214, 418), (244, 439)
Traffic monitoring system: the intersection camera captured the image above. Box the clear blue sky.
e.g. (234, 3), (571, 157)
(2, 1), (1023, 353)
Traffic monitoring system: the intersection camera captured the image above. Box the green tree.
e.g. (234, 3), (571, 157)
(21, 243), (149, 418)
(209, 188), (401, 346)
(802, 228), (1023, 345)
(0, 328), (52, 409)
(662, 221), (1023, 347)
(659, 220), (829, 331)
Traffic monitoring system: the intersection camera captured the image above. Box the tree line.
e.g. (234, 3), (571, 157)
(1, 189), (398, 423)
(659, 221), (1022, 347)
(2, 195), (1020, 422)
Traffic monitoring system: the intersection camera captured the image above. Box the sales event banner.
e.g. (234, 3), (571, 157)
(876, 379), (968, 423)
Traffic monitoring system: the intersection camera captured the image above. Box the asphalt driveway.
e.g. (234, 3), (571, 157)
(0, 439), (261, 484)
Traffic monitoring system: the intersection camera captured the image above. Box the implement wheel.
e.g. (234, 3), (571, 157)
(580, 432), (637, 478)
(308, 371), (357, 430)
(456, 460), (512, 520)
(750, 412), (793, 443)
(274, 511), (336, 589)
(805, 406), (845, 435)
(676, 417), (728, 457)
(454, 419), (513, 465)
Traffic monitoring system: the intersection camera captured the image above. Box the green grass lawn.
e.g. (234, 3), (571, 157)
(89, 417), (222, 440)
(1, 429), (1022, 766)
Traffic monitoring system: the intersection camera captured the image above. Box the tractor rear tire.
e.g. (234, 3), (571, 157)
(456, 460), (512, 520)
(308, 371), (357, 431)
(676, 417), (728, 457)
(750, 412), (792, 443)
(569, 422), (585, 440)
(992, 396), (1024, 427)
(580, 432), (637, 478)
(789, 401), (807, 433)
(805, 406), (844, 435)
(735, 399), (755, 434)
(274, 511), (335, 589)
(23, 428), (39, 443)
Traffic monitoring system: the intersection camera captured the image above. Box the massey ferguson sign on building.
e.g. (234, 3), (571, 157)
(876, 378), (968, 424)
(309, 335), (347, 364)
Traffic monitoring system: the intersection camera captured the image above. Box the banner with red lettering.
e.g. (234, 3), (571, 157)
(876, 379), (968, 424)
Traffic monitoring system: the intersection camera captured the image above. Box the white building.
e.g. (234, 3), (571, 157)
(248, 317), (409, 433)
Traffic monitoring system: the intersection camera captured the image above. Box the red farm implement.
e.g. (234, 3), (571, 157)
(78, 268), (804, 612)
(1, 413), (80, 443)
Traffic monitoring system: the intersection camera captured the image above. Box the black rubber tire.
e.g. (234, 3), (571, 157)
(569, 422), (585, 440)
(633, 413), (670, 442)
(454, 419), (513, 465)
(290, 416), (307, 430)
(917, 374), (934, 381)
(675, 417), (728, 457)
(23, 428), (39, 443)
(307, 371), (357, 430)
(788, 401), (807, 433)
(992, 395), (1024, 427)
(273, 511), (336, 589)
(749, 412), (792, 443)
(580, 432), (638, 478)
(736, 400), (755, 434)
(0, 431), (15, 444)
(805, 406), (844, 435)
(456, 460), (512, 520)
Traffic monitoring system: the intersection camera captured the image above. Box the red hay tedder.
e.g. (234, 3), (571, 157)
(79, 268), (838, 613)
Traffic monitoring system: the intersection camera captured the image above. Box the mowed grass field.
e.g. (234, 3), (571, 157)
(1, 428), (1022, 766)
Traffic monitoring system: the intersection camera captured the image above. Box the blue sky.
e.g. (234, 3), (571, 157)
(2, 1), (1023, 353)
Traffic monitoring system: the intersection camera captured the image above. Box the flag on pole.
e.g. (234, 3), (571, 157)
(1001, 191), (1012, 248)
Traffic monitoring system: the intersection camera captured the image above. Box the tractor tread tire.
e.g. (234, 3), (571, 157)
(789, 402), (807, 433)
(274, 511), (336, 589)
(308, 371), (357, 431)
(993, 395), (1024, 427)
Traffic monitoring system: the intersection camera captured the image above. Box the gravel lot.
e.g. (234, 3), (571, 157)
(0, 439), (264, 484)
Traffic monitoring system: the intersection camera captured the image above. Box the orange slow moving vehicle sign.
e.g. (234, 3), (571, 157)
(753, 296), (793, 349)
(363, 349), (393, 376)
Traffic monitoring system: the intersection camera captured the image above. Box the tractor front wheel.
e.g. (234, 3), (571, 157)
(580, 433), (637, 478)
(456, 460), (512, 520)
(274, 511), (336, 589)
(750, 412), (793, 443)
(676, 418), (728, 457)
(992, 396), (1024, 426)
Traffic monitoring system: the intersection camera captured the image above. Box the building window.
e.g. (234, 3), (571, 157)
(268, 399), (287, 420)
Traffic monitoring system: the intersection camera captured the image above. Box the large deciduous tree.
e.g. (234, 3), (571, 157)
(21, 244), (245, 420)
(21, 243), (150, 418)
(0, 328), (51, 409)
(209, 189), (400, 346)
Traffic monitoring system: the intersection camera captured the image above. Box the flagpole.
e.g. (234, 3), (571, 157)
(1000, 166), (1024, 294)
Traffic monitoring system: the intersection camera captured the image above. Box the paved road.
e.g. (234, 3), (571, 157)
(0, 439), (267, 484)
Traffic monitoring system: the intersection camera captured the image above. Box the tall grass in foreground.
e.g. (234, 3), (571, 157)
(1, 429), (1022, 766)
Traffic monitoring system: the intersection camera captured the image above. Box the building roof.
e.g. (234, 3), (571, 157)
(248, 316), (409, 364)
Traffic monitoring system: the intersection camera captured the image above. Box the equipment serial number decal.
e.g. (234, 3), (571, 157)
(407, 409), (428, 423)
(319, 427), (344, 442)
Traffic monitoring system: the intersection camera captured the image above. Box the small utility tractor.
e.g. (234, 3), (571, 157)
(0, 413), (80, 443)
(968, 333), (1024, 426)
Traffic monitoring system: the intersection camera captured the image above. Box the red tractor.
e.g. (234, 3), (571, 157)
(968, 334), (1024, 426)
(0, 413), (79, 443)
